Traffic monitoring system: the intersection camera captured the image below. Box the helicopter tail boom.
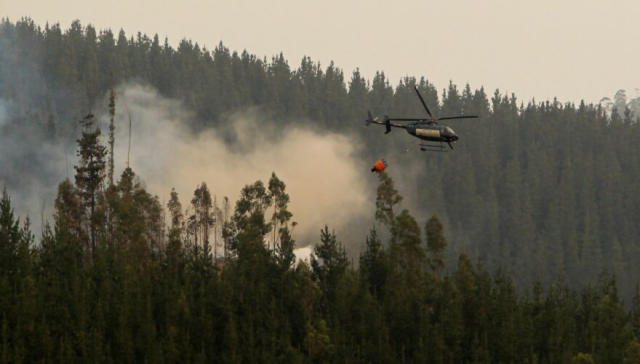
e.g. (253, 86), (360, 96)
(366, 112), (406, 134)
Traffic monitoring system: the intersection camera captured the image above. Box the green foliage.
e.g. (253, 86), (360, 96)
(187, 182), (214, 246)
(311, 226), (350, 304)
(304, 319), (333, 361)
(1, 17), (640, 363)
(625, 338), (640, 364)
(74, 113), (107, 255)
(573, 352), (595, 364)
(359, 228), (387, 298)
(3, 19), (640, 302)
(0, 189), (24, 276)
(426, 215), (447, 275)
(1, 171), (640, 362)
(374, 172), (402, 229)
(167, 188), (184, 230)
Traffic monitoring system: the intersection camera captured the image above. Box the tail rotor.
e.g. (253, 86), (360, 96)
(366, 111), (376, 126)
(365, 112), (398, 134)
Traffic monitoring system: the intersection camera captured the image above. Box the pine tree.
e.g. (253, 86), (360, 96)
(625, 338), (640, 364)
(632, 286), (640, 338)
(573, 353), (595, 364)
(108, 88), (116, 187)
(426, 215), (448, 276)
(384, 208), (426, 361)
(74, 112), (107, 257)
(311, 226), (349, 305)
(0, 188), (23, 277)
(53, 179), (85, 241)
(359, 228), (387, 299)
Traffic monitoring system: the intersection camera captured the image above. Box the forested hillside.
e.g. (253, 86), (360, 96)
(2, 18), (640, 361)
(2, 18), (639, 299)
(1, 157), (640, 362)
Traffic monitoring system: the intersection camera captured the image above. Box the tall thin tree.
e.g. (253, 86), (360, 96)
(108, 88), (116, 187)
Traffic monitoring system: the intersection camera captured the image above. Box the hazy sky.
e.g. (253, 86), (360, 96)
(3, 0), (639, 104)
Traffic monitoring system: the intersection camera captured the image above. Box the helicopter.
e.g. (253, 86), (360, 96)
(366, 86), (478, 151)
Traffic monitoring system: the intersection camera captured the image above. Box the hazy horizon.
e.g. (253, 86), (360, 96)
(3, 0), (639, 105)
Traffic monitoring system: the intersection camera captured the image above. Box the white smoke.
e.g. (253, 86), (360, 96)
(104, 83), (374, 250)
(1, 80), (378, 254)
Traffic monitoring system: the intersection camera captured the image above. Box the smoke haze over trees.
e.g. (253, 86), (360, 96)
(1, 18), (640, 362)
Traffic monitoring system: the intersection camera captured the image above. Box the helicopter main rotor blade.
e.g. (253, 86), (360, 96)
(437, 115), (479, 121)
(388, 118), (428, 122)
(413, 86), (433, 119)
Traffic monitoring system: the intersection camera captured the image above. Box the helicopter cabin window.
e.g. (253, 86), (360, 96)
(445, 127), (454, 134)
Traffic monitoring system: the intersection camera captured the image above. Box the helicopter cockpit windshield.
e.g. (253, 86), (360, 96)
(445, 126), (455, 134)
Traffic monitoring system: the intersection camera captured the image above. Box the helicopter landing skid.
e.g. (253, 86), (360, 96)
(419, 141), (448, 152)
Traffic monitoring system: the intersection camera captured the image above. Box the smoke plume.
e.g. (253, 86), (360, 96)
(1, 70), (378, 254)
(104, 83), (374, 251)
(0, 98), (72, 231)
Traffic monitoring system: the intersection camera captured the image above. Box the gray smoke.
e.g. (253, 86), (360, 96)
(0, 82), (370, 257)
(0, 28), (77, 234)
(0, 97), (73, 232)
(107, 83), (374, 251)
(0, 24), (434, 259)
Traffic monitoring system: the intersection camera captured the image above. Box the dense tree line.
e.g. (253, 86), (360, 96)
(1, 16), (640, 330)
(1, 119), (640, 362)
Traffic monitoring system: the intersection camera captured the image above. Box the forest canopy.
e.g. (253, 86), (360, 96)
(1, 18), (640, 362)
